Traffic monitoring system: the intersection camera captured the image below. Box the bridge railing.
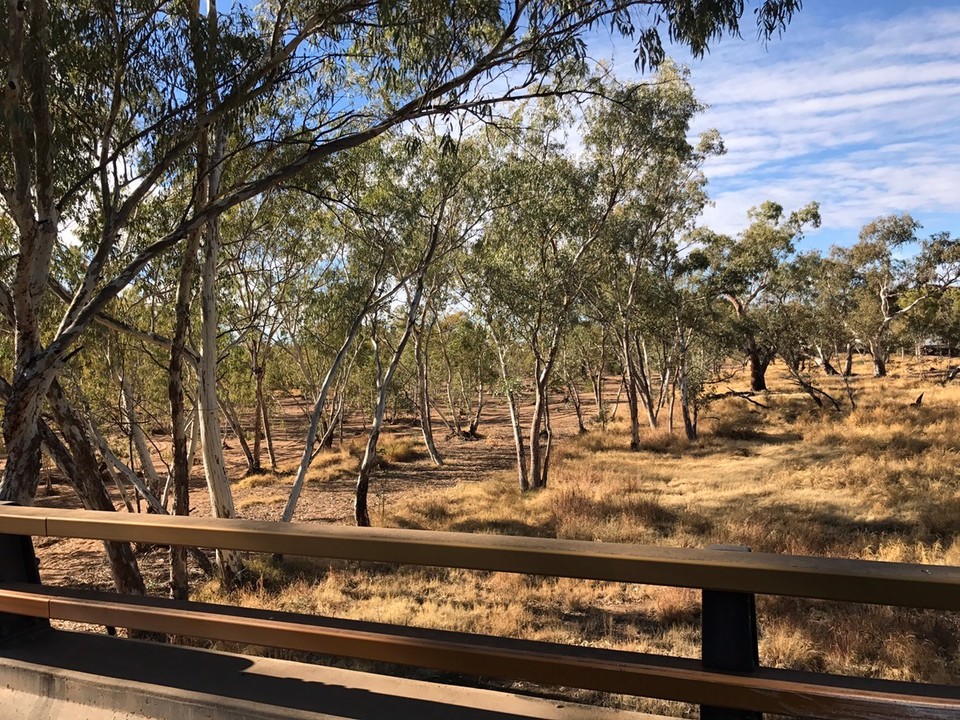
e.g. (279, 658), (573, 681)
(1, 504), (959, 720)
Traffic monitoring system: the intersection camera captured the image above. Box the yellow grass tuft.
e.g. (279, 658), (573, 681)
(236, 494), (286, 510)
(236, 471), (279, 489)
(379, 437), (424, 465)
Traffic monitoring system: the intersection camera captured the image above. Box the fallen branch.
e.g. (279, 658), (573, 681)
(701, 388), (770, 409)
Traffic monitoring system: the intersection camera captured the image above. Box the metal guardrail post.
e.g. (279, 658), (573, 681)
(701, 545), (761, 720)
(0, 501), (48, 641)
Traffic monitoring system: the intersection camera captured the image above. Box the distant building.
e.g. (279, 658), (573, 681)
(917, 338), (960, 357)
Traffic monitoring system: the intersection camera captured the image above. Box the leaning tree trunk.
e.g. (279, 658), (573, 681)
(115, 364), (162, 497)
(567, 379), (586, 434)
(251, 379), (264, 473)
(843, 343), (855, 377)
(355, 285), (433, 525)
(116, 365), (163, 498)
(414, 321), (442, 465)
(494, 338), (528, 491)
(468, 381), (484, 437)
(354, 379), (388, 529)
(260, 390), (277, 470)
(354, 207), (448, 524)
(221, 394), (256, 474)
(816, 345), (840, 376)
(0, 381), (47, 505)
(47, 382), (148, 597)
(0, 377), (146, 601)
(319, 370), (351, 451)
(355, 322), (418, 526)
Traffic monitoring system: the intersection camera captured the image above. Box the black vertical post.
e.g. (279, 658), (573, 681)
(0, 501), (48, 641)
(701, 545), (761, 720)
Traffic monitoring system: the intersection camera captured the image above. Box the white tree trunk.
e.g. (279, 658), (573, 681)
(197, 127), (244, 584)
(493, 336), (528, 491)
(415, 319), (443, 465)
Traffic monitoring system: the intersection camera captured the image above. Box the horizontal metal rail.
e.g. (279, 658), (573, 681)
(2, 505), (959, 609)
(1, 584), (958, 720)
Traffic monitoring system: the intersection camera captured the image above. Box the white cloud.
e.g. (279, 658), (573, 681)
(603, 3), (960, 244)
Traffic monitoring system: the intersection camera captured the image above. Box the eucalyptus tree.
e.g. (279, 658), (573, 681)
(757, 254), (846, 408)
(350, 133), (490, 526)
(564, 319), (610, 426)
(835, 217), (960, 377)
(0, 230), (155, 595)
(432, 311), (497, 440)
(906, 234), (960, 351)
(279, 250), (371, 453)
(280, 142), (406, 525)
(702, 201), (820, 391)
(585, 63), (720, 449)
(218, 191), (315, 475)
(837, 214), (923, 377)
(904, 288), (960, 354)
(474, 100), (612, 491)
(654, 240), (737, 440)
(917, 232), (960, 293)
(794, 252), (857, 375)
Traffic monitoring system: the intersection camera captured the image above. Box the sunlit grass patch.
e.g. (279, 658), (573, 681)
(236, 494), (286, 511)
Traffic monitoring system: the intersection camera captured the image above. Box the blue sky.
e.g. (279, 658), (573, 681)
(593, 0), (960, 251)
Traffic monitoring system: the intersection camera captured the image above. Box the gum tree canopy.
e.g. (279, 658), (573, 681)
(0, 0), (802, 502)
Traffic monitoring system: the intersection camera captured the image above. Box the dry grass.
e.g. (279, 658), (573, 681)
(236, 448), (359, 493)
(379, 437), (425, 465)
(305, 448), (359, 484)
(236, 494), (286, 511)
(236, 471), (278, 489)
(238, 440), (425, 496)
(200, 357), (960, 717)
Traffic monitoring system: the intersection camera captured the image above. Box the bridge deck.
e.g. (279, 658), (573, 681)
(0, 628), (665, 720)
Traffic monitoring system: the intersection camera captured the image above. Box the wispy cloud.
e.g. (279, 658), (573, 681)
(603, 3), (960, 247)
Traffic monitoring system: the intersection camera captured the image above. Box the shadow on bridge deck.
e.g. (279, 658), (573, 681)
(0, 628), (663, 720)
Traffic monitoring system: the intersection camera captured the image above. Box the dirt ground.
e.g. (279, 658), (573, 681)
(29, 384), (578, 592)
